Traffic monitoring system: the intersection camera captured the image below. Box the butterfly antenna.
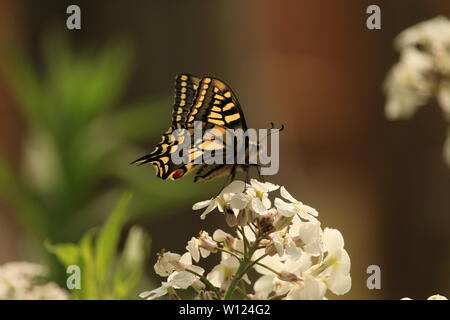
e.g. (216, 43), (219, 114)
(259, 122), (285, 143)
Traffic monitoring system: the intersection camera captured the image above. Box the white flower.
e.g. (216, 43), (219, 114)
(395, 16), (450, 76)
(245, 179), (279, 213)
(253, 274), (290, 299)
(384, 48), (434, 120)
(248, 179), (279, 194)
(275, 186), (318, 220)
(254, 250), (312, 276)
(295, 219), (322, 256)
(207, 256), (247, 291)
(154, 251), (203, 277)
(384, 16), (450, 167)
(167, 269), (204, 290)
(385, 16), (450, 121)
(229, 180), (279, 215)
(285, 275), (327, 300)
(253, 227), (350, 300)
(401, 294), (448, 300)
(186, 231), (216, 263)
(0, 262), (68, 300)
(192, 180), (245, 219)
(427, 294), (448, 300)
(315, 228), (351, 295)
(267, 229), (302, 260)
(212, 229), (233, 242)
(140, 272), (205, 300)
(253, 252), (325, 300)
(139, 282), (172, 300)
(143, 252), (205, 300)
(153, 251), (182, 277)
(395, 16), (450, 54)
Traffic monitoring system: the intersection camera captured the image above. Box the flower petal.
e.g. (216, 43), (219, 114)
(254, 275), (276, 299)
(280, 186), (298, 203)
(192, 199), (212, 210)
(213, 229), (231, 242)
(252, 198), (267, 214)
(323, 228), (344, 255)
(200, 201), (218, 219)
(222, 180), (246, 194)
(230, 193), (250, 210)
(327, 273), (351, 295)
(275, 198), (297, 217)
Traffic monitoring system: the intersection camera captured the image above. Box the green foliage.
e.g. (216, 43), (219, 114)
(48, 192), (149, 300)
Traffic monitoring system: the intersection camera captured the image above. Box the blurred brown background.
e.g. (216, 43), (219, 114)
(0, 0), (449, 299)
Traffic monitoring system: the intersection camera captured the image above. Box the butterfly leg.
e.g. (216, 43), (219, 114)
(256, 164), (265, 183)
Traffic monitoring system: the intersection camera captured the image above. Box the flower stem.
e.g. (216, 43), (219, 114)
(224, 236), (263, 300)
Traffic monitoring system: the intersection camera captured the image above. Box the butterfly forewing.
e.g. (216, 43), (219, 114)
(172, 74), (200, 128)
(186, 77), (247, 131)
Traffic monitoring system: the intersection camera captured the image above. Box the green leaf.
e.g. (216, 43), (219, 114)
(113, 226), (150, 299)
(78, 229), (98, 300)
(48, 242), (80, 267)
(94, 192), (133, 287)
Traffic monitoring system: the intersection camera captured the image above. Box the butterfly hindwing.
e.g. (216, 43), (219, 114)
(194, 164), (234, 183)
(132, 74), (199, 167)
(133, 125), (203, 180)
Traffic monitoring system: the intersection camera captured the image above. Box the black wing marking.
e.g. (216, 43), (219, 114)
(172, 74), (200, 128)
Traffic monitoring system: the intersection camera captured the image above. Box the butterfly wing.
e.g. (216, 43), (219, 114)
(194, 164), (234, 183)
(131, 74), (201, 178)
(188, 77), (249, 182)
(186, 77), (247, 130)
(172, 74), (200, 128)
(132, 125), (203, 180)
(133, 74), (251, 182)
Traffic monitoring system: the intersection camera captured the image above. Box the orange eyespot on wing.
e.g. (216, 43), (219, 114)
(170, 169), (185, 180)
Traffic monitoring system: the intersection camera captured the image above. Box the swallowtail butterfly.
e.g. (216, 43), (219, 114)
(132, 74), (266, 183)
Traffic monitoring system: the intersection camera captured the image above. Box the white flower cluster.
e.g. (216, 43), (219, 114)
(384, 16), (450, 165)
(384, 16), (450, 120)
(0, 261), (68, 300)
(141, 180), (351, 300)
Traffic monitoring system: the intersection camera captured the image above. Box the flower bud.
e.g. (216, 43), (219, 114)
(258, 217), (275, 234)
(265, 242), (278, 256)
